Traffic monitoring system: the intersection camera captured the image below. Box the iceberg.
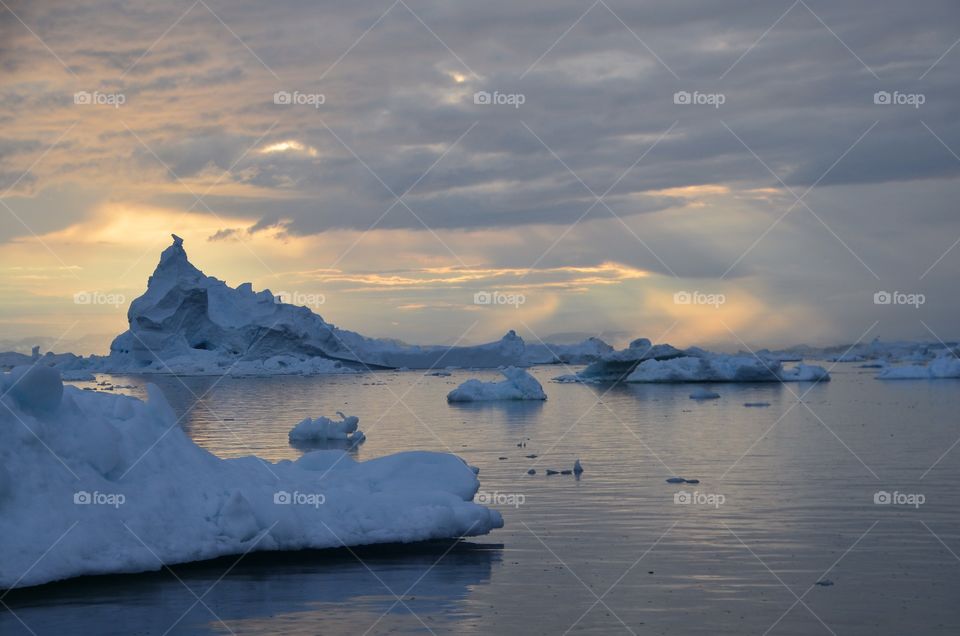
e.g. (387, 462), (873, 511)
(288, 412), (366, 445)
(521, 337), (614, 365)
(763, 338), (957, 367)
(573, 338), (686, 381)
(876, 355), (960, 380)
(625, 353), (830, 383)
(0, 365), (502, 589)
(447, 367), (547, 402)
(101, 235), (532, 374)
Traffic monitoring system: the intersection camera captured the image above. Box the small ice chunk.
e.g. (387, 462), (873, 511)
(289, 412), (365, 444)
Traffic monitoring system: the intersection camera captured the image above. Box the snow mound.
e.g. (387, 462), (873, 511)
(0, 366), (502, 589)
(625, 354), (830, 383)
(877, 355), (960, 380)
(447, 367), (547, 402)
(289, 412), (365, 445)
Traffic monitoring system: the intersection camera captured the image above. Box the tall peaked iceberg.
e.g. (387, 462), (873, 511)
(106, 235), (529, 373)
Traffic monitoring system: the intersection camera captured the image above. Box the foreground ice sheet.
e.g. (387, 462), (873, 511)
(0, 366), (502, 590)
(447, 367), (547, 402)
(877, 355), (960, 379)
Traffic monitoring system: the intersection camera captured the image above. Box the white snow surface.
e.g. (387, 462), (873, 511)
(876, 355), (960, 380)
(447, 367), (547, 402)
(0, 365), (502, 589)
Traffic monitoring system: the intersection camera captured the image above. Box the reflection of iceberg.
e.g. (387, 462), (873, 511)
(0, 540), (501, 635)
(0, 366), (502, 590)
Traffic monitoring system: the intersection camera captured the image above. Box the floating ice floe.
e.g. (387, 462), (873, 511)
(876, 355), (960, 380)
(447, 367), (547, 402)
(0, 365), (502, 589)
(288, 412), (366, 445)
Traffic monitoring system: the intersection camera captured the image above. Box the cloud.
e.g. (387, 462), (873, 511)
(1, 0), (959, 346)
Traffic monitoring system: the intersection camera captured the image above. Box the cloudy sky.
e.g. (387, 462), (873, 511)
(1, 0), (958, 354)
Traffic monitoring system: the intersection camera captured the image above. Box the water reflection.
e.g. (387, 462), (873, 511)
(1, 541), (502, 636)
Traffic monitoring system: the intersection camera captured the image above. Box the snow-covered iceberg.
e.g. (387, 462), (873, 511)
(571, 338), (686, 382)
(447, 367), (547, 402)
(876, 355), (960, 380)
(0, 365), (502, 589)
(289, 412), (365, 445)
(561, 339), (830, 384)
(101, 235), (531, 374)
(626, 353), (829, 383)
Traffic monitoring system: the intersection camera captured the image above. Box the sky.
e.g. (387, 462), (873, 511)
(1, 0), (959, 355)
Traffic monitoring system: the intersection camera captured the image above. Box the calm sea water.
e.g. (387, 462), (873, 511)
(3, 364), (960, 635)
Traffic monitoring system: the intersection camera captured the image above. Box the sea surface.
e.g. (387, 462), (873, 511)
(3, 363), (959, 635)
